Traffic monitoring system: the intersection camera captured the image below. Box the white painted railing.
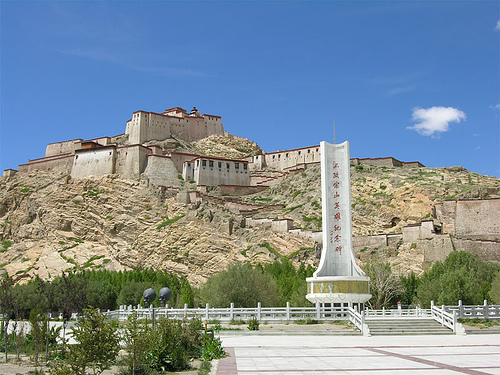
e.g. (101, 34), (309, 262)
(431, 302), (462, 334)
(365, 306), (432, 318)
(444, 300), (500, 320)
(105, 302), (367, 333)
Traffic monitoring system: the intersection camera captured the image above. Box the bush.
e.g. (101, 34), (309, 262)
(247, 317), (259, 331)
(199, 263), (282, 308)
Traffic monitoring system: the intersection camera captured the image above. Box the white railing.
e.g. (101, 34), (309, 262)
(105, 302), (366, 334)
(444, 300), (500, 320)
(431, 302), (462, 334)
(365, 305), (432, 318)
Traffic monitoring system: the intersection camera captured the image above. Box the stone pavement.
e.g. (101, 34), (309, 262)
(215, 334), (500, 375)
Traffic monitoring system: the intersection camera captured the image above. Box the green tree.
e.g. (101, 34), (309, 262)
(364, 258), (403, 309)
(491, 271), (500, 304)
(86, 280), (117, 310)
(199, 263), (283, 307)
(122, 311), (152, 375)
(400, 272), (420, 305)
(117, 281), (152, 307)
(29, 308), (47, 366)
(51, 307), (119, 375)
(416, 251), (500, 307)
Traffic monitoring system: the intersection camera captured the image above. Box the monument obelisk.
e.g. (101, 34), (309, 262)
(306, 141), (371, 310)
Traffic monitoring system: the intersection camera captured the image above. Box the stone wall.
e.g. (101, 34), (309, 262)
(435, 199), (500, 241)
(143, 155), (181, 187)
(455, 199), (500, 240)
(45, 139), (82, 157)
(71, 147), (116, 179)
(18, 154), (74, 174)
(115, 145), (150, 180)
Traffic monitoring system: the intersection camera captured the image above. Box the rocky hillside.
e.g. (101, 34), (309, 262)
(1, 139), (499, 286)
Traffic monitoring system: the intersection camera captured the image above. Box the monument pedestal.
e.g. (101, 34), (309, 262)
(306, 276), (371, 311)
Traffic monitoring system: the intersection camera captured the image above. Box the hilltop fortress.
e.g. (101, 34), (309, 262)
(5, 105), (424, 189)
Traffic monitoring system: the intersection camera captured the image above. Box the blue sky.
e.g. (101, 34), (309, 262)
(1, 1), (499, 177)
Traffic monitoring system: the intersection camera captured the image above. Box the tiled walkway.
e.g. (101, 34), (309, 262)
(216, 334), (500, 375)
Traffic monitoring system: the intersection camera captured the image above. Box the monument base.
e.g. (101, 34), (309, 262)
(306, 276), (371, 305)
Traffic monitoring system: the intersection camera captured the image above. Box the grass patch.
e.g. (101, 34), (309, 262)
(284, 203), (305, 214)
(157, 214), (185, 230)
(85, 188), (104, 197)
(1, 240), (13, 253)
(259, 242), (284, 260)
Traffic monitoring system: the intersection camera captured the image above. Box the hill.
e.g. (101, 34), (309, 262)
(1, 136), (499, 286)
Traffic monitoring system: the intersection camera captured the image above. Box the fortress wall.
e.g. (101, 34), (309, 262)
(352, 234), (388, 248)
(45, 139), (82, 157)
(422, 235), (455, 265)
(403, 225), (421, 243)
(145, 112), (173, 142)
(216, 185), (268, 196)
(171, 153), (198, 173)
(435, 201), (457, 234)
(359, 157), (402, 167)
(452, 239), (500, 263)
(2, 169), (17, 178)
(19, 154), (74, 173)
(271, 219), (294, 232)
(126, 109), (225, 145)
(71, 147), (116, 179)
(88, 137), (111, 146)
(194, 158), (249, 186)
(116, 145), (150, 179)
(203, 115), (224, 139)
(265, 146), (320, 170)
(143, 155), (181, 187)
(455, 199), (500, 239)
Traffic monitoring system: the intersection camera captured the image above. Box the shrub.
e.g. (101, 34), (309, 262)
(247, 317), (259, 331)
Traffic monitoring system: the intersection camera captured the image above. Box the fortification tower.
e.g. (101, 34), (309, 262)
(306, 141), (371, 310)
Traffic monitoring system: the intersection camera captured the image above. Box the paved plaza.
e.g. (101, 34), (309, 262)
(216, 334), (500, 375)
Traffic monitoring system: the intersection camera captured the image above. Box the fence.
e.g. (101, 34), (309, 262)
(443, 300), (500, 320)
(106, 302), (367, 334)
(104, 301), (500, 337)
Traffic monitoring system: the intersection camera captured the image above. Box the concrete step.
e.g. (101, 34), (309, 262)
(365, 318), (453, 336)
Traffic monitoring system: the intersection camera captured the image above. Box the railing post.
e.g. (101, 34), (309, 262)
(382, 307), (385, 317)
(458, 300), (463, 319)
(286, 302), (291, 321)
(184, 303), (188, 318)
(441, 305), (445, 326)
(205, 303), (210, 322)
(484, 300), (489, 319)
(316, 302), (321, 320)
(257, 302), (262, 321)
(453, 311), (457, 333)
(230, 303), (234, 321)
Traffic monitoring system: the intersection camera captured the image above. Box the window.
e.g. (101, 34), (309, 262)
(243, 164), (248, 170)
(202, 160), (207, 167)
(226, 163), (230, 169)
(209, 161), (214, 168)
(286, 153), (289, 157)
(235, 163), (239, 169)
(196, 160), (199, 166)
(308, 149), (311, 154)
(298, 151), (301, 155)
(218, 162), (222, 168)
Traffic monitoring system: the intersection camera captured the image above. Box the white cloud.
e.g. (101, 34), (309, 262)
(496, 20), (500, 30)
(408, 106), (466, 137)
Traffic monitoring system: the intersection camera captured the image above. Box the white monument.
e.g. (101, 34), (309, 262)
(306, 141), (371, 309)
